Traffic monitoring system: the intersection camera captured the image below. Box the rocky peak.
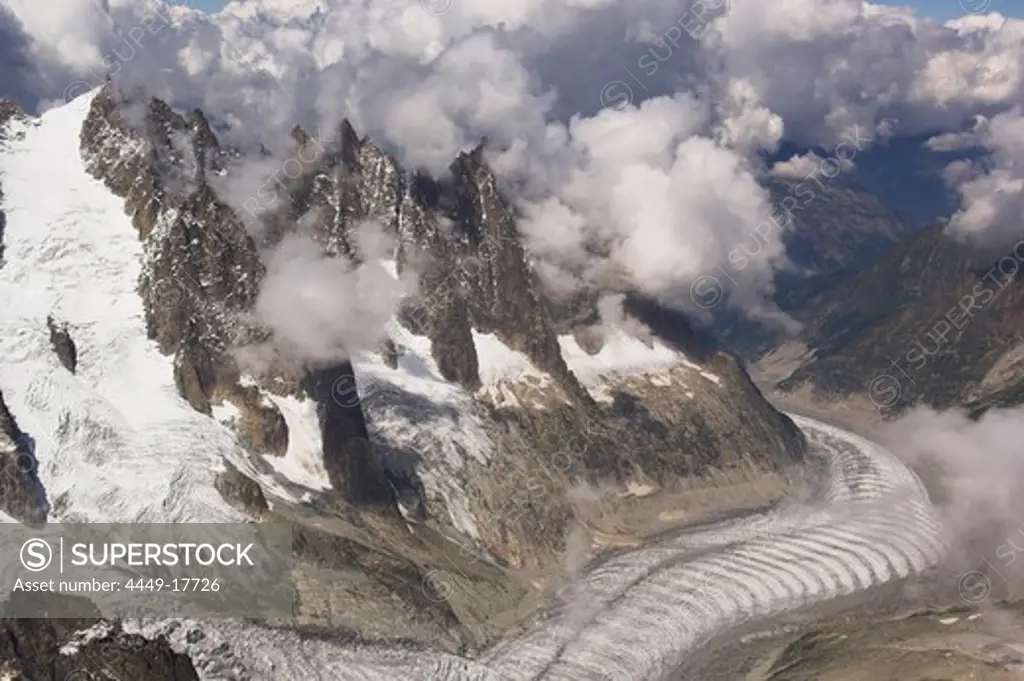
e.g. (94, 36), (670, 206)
(338, 118), (361, 168)
(269, 119), (401, 262)
(441, 145), (593, 402)
(187, 108), (222, 177)
(79, 87), (392, 506)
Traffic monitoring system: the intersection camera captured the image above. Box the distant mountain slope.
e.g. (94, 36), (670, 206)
(768, 133), (982, 228)
(768, 224), (1024, 417)
(701, 178), (914, 360)
(706, 130), (987, 363)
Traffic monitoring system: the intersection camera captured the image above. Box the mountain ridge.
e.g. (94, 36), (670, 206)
(0, 84), (810, 654)
(764, 223), (1024, 417)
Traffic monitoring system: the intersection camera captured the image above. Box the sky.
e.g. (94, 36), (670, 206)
(184, 0), (1024, 19)
(891, 0), (1024, 20)
(182, 0), (228, 12)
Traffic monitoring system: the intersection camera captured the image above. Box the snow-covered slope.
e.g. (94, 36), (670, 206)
(0, 92), (253, 522)
(353, 320), (494, 539)
(346, 267), (729, 541)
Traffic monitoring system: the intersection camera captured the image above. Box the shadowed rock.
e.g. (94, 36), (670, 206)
(0, 390), (49, 524)
(302, 362), (393, 506)
(215, 458), (269, 517)
(46, 315), (77, 374)
(0, 593), (198, 681)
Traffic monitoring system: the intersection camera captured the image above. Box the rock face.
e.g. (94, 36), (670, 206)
(302, 362), (392, 505)
(214, 458), (269, 517)
(0, 597), (198, 681)
(0, 390), (49, 524)
(78, 85), (391, 505)
(771, 224), (1024, 416)
(71, 84), (809, 645)
(45, 315), (77, 373)
(404, 147), (594, 406)
(0, 99), (24, 268)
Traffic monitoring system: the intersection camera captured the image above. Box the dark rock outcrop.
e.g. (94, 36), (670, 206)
(380, 337), (399, 369)
(302, 363), (392, 505)
(0, 183), (6, 268)
(398, 172), (482, 390)
(222, 384), (288, 458)
(45, 315), (77, 374)
(0, 100), (23, 129)
(0, 390), (49, 524)
(0, 595), (198, 681)
(214, 458), (269, 517)
(0, 99), (23, 268)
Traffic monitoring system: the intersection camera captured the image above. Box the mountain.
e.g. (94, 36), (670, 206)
(699, 177), (914, 359)
(763, 224), (1024, 417)
(0, 84), (807, 654)
(706, 130), (988, 362)
(0, 611), (200, 680)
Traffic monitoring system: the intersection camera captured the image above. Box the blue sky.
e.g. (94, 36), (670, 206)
(181, 0), (230, 12)
(888, 0), (1024, 20)
(183, 0), (1024, 20)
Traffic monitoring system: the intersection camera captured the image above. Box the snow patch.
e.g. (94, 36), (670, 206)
(559, 331), (680, 384)
(261, 394), (332, 492)
(211, 401), (241, 426)
(472, 331), (540, 385)
(620, 481), (658, 497)
(60, 622), (115, 656)
(678, 357), (721, 385)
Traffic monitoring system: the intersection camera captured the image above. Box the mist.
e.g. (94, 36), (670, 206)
(883, 405), (1024, 599)
(242, 223), (411, 369)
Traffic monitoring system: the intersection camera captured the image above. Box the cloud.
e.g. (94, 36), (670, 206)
(0, 4), (40, 110)
(883, 406), (1024, 587)
(771, 152), (826, 178)
(246, 225), (408, 366)
(508, 93), (786, 314)
(943, 108), (1024, 247)
(2, 0), (1023, 313)
(924, 119), (987, 152)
